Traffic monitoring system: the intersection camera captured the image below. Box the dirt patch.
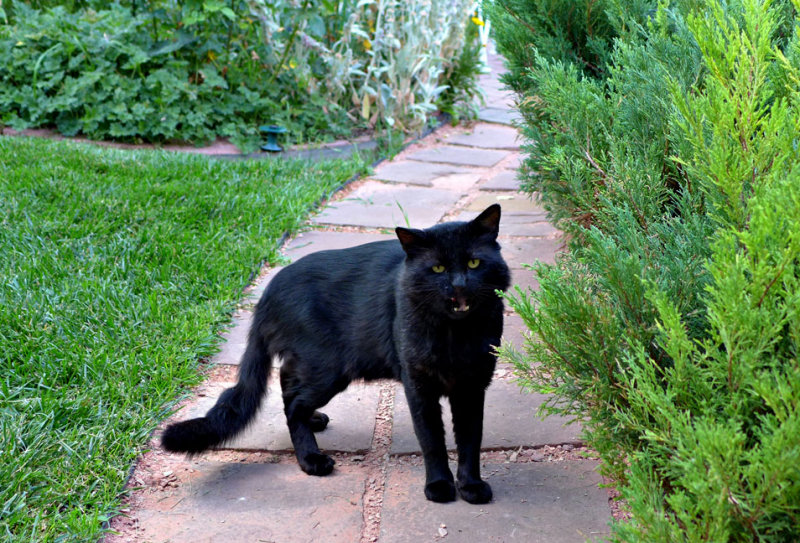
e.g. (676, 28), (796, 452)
(604, 478), (632, 523)
(359, 382), (396, 543)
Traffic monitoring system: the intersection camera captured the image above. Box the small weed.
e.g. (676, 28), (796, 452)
(395, 199), (411, 227)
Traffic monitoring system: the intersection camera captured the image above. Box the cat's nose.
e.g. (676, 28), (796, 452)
(451, 273), (467, 289)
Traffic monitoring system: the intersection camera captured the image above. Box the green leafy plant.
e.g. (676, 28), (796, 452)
(492, 0), (800, 539)
(248, 0), (480, 131)
(0, 0), (484, 148)
(437, 11), (487, 123)
(0, 3), (294, 150)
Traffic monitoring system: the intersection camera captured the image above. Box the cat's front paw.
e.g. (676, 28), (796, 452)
(299, 452), (335, 476)
(424, 479), (456, 502)
(457, 479), (493, 504)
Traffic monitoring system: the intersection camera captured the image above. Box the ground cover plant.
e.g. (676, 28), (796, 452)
(0, 0), (485, 149)
(0, 135), (370, 541)
(489, 0), (800, 540)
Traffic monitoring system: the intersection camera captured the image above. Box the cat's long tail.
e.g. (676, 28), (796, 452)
(161, 331), (271, 454)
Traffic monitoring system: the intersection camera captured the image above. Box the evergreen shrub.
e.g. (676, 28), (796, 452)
(489, 0), (800, 539)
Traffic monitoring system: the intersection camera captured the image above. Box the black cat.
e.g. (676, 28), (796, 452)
(162, 204), (511, 504)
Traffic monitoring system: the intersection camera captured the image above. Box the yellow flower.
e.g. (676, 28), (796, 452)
(289, 59), (297, 69)
(363, 39), (372, 50)
(361, 95), (371, 120)
(471, 16), (484, 26)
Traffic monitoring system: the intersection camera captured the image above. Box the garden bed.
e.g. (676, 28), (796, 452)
(0, 1), (484, 151)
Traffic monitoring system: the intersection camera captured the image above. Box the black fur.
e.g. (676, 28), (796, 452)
(162, 204), (511, 503)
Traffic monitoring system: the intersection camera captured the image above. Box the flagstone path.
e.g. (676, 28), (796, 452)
(106, 45), (612, 543)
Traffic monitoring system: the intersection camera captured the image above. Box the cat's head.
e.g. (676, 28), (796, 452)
(395, 204), (511, 319)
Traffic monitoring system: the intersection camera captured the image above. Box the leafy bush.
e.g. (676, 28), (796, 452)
(437, 11), (487, 123)
(248, 0), (483, 130)
(0, 0), (483, 149)
(491, 0), (800, 540)
(0, 2), (327, 149)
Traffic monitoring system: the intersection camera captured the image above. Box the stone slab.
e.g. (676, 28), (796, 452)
(484, 94), (516, 110)
(504, 219), (559, 238)
(509, 268), (541, 295)
(135, 463), (365, 543)
(503, 153), (524, 169)
(456, 193), (554, 237)
(380, 461), (610, 543)
(478, 107), (522, 126)
(210, 310), (253, 366)
(406, 146), (509, 168)
(501, 237), (562, 268)
(501, 312), (531, 352)
(372, 160), (474, 185)
(283, 230), (397, 261)
(312, 181), (460, 228)
(481, 73), (509, 89)
(453, 210), (550, 237)
(429, 172), (483, 192)
(481, 169), (521, 191)
(446, 124), (521, 150)
(390, 379), (579, 454)
(467, 192), (545, 215)
(480, 78), (516, 109)
(179, 379), (382, 452)
(504, 215), (554, 237)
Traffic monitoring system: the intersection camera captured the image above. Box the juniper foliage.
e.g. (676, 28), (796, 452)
(491, 0), (800, 539)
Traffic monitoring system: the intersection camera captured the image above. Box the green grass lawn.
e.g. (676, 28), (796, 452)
(0, 136), (370, 541)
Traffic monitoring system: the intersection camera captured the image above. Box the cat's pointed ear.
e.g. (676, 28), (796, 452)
(395, 227), (429, 256)
(469, 204), (501, 239)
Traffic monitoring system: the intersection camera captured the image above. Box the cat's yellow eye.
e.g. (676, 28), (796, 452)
(432, 264), (446, 273)
(467, 258), (481, 269)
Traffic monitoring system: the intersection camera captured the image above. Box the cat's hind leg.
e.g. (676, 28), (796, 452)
(309, 411), (330, 432)
(283, 395), (334, 475)
(280, 364), (341, 476)
(286, 410), (334, 474)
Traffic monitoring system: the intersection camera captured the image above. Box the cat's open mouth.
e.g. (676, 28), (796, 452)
(450, 297), (470, 313)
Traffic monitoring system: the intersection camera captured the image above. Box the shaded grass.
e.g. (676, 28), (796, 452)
(0, 136), (370, 541)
